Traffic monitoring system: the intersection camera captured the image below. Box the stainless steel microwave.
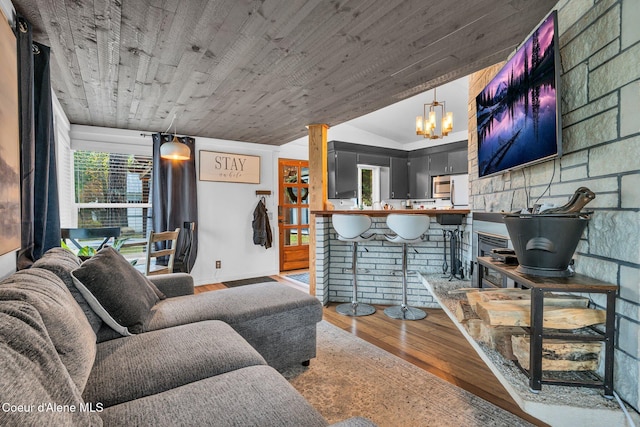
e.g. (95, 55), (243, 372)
(432, 175), (451, 198)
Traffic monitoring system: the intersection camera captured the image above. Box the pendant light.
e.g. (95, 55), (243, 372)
(160, 114), (191, 160)
(415, 88), (453, 139)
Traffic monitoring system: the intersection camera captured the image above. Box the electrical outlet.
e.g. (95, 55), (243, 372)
(215, 260), (221, 269)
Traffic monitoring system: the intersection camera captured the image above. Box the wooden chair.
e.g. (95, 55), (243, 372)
(145, 228), (180, 276)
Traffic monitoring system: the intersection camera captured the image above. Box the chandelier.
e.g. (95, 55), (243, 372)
(415, 88), (453, 139)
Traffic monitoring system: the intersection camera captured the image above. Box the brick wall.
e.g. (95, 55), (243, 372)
(314, 216), (330, 306)
(468, 0), (640, 411)
(316, 215), (471, 308)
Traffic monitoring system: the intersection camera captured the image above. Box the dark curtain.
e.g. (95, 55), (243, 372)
(151, 133), (198, 272)
(17, 17), (60, 269)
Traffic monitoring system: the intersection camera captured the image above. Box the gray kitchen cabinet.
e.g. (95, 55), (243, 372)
(429, 150), (468, 176)
(408, 155), (430, 199)
(357, 153), (389, 167)
(326, 140), (467, 202)
(327, 150), (357, 198)
(390, 156), (409, 199)
(428, 152), (448, 177)
(447, 149), (468, 174)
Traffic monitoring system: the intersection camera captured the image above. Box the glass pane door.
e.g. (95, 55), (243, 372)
(279, 160), (310, 271)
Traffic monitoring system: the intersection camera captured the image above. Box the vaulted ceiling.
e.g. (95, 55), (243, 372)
(13, 0), (557, 145)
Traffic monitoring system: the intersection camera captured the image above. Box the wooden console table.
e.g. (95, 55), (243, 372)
(476, 256), (617, 397)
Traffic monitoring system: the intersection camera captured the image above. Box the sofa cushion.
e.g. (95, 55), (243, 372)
(145, 282), (323, 369)
(147, 273), (194, 298)
(0, 268), (97, 393)
(0, 300), (102, 427)
(147, 282), (323, 333)
(33, 247), (103, 334)
(84, 320), (267, 408)
(71, 246), (160, 335)
(95, 322), (125, 343)
(101, 365), (328, 427)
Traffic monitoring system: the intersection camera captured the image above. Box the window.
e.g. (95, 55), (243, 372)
(72, 151), (152, 253)
(358, 165), (381, 207)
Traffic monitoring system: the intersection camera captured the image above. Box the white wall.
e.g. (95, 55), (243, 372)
(68, 125), (296, 285)
(403, 129), (468, 151)
(278, 138), (308, 160)
(193, 137), (282, 285)
(285, 123), (403, 150)
(53, 91), (74, 228)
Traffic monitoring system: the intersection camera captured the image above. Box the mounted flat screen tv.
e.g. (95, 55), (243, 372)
(476, 10), (561, 178)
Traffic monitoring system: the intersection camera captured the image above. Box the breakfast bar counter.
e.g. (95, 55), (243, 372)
(312, 209), (471, 217)
(311, 209), (471, 309)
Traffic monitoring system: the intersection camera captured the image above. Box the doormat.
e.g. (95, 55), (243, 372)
(285, 273), (309, 284)
(222, 276), (277, 288)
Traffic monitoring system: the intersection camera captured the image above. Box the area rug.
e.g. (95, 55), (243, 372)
(281, 321), (533, 427)
(285, 272), (310, 284)
(222, 276), (276, 288)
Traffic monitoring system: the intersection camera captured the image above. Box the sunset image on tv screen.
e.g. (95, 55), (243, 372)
(476, 12), (559, 178)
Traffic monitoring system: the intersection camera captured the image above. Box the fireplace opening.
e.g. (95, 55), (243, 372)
(474, 231), (510, 288)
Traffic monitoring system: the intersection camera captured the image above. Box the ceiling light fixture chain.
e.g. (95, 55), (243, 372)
(415, 87), (453, 139)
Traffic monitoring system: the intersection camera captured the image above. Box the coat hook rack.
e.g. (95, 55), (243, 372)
(255, 190), (271, 196)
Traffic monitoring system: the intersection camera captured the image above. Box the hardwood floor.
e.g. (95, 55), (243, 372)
(195, 275), (546, 426)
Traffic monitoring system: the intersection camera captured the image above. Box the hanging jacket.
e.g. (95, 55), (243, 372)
(252, 199), (272, 249)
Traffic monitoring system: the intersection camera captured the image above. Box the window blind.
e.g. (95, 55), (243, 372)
(73, 151), (153, 239)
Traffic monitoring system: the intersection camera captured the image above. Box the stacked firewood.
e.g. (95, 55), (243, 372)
(452, 288), (605, 371)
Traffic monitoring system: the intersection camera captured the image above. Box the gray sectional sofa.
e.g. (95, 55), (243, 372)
(0, 247), (376, 426)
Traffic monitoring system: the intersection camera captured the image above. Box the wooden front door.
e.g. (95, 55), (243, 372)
(278, 159), (309, 271)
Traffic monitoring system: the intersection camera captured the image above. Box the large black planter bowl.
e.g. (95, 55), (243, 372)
(503, 213), (590, 277)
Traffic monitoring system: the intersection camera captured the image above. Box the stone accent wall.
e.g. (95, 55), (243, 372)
(468, 0), (640, 411)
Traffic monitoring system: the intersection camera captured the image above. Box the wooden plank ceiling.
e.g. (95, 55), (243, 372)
(13, 0), (557, 145)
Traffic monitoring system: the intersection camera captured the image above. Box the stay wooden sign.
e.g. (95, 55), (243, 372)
(199, 150), (260, 184)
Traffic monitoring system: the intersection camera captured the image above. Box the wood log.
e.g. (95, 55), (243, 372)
(454, 300), (483, 340)
(466, 289), (589, 310)
(477, 323), (526, 360)
(480, 292), (589, 308)
(511, 336), (602, 371)
(447, 287), (504, 294)
(482, 296), (590, 308)
(475, 301), (606, 329)
(466, 288), (528, 310)
(464, 319), (483, 341)
(454, 300), (478, 322)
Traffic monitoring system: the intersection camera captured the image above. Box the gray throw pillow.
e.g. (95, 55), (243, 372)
(71, 246), (160, 335)
(33, 247), (104, 334)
